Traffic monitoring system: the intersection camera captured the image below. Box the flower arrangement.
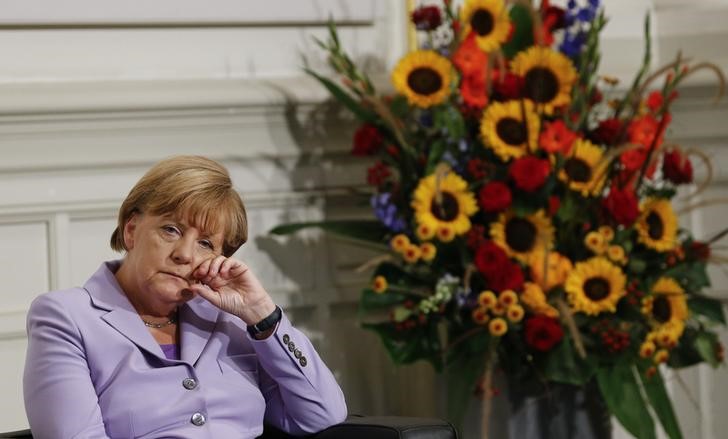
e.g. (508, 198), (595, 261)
(271, 0), (727, 437)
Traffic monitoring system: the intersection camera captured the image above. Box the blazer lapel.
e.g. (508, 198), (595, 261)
(180, 296), (220, 366)
(84, 261), (165, 359)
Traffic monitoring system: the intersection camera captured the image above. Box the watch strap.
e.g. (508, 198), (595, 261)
(246, 305), (282, 337)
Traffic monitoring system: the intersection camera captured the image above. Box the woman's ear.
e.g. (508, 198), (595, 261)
(123, 213), (139, 250)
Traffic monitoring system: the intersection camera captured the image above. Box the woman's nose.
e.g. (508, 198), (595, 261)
(171, 238), (194, 264)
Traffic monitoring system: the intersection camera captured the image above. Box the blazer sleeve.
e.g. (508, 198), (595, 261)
(248, 312), (347, 435)
(23, 293), (111, 439)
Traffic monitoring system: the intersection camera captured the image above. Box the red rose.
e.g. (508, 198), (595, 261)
(479, 181), (512, 212)
(591, 118), (622, 146)
(601, 184), (640, 226)
(509, 156), (550, 192)
(352, 123), (383, 156)
(487, 261), (524, 292)
(525, 316), (564, 352)
(467, 158), (491, 181)
(411, 6), (442, 31)
(475, 241), (510, 277)
(662, 150), (693, 185)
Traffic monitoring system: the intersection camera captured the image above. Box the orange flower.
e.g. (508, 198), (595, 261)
(453, 32), (488, 76)
(390, 234), (410, 253)
(403, 244), (422, 263)
(472, 307), (490, 325)
(372, 276), (388, 294)
(539, 120), (578, 154)
(416, 223), (436, 241)
(461, 73), (489, 109)
(506, 305), (525, 322)
(628, 114), (663, 148)
(499, 290), (518, 307)
(478, 290), (498, 308)
(420, 242), (437, 262)
(489, 317), (508, 336)
(437, 225), (455, 242)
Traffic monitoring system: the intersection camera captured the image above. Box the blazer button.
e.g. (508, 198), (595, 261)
(299, 356), (307, 367)
(287, 341), (296, 352)
(191, 412), (206, 426)
(282, 334), (290, 344)
(182, 378), (197, 390)
(294, 349), (302, 359)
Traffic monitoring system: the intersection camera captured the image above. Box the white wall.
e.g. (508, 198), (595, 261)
(0, 1), (726, 437)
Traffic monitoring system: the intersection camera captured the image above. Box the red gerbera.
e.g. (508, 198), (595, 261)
(525, 316), (564, 352)
(479, 181), (512, 212)
(540, 120), (578, 154)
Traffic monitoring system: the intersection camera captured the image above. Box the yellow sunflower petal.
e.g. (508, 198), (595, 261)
(565, 257), (626, 315)
(392, 50), (453, 108)
(480, 100), (541, 161)
(511, 46), (577, 114)
(412, 171), (478, 241)
(635, 198), (679, 252)
(558, 139), (608, 196)
(490, 209), (554, 262)
(460, 0), (511, 52)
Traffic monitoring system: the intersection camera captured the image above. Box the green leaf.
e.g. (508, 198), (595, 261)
(688, 295), (726, 325)
(425, 139), (447, 174)
(389, 95), (410, 118)
(629, 258), (647, 274)
(501, 4), (534, 59)
(543, 337), (596, 385)
(445, 344), (489, 429)
(695, 331), (720, 367)
(638, 363), (682, 439)
(359, 288), (408, 312)
(269, 219), (389, 246)
(304, 68), (377, 123)
(362, 321), (442, 369)
(596, 363), (656, 439)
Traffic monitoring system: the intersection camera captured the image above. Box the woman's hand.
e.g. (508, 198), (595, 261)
(188, 256), (277, 326)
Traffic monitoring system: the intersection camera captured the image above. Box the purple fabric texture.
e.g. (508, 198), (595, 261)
(23, 261), (347, 439)
(159, 343), (179, 361)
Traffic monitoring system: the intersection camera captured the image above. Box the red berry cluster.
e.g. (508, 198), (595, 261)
(390, 300), (429, 332)
(625, 280), (644, 307)
(591, 319), (631, 353)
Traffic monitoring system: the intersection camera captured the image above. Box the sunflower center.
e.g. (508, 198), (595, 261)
(407, 68), (443, 96)
(584, 277), (610, 301)
(652, 296), (672, 323)
(431, 191), (460, 221)
(646, 212), (664, 240)
(505, 217), (537, 252)
(524, 67), (559, 104)
(471, 10), (494, 36)
(496, 118), (527, 146)
(564, 158), (592, 182)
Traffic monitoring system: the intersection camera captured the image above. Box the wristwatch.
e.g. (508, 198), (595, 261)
(246, 306), (282, 337)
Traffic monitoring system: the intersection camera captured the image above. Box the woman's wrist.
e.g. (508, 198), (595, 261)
(246, 305), (282, 338)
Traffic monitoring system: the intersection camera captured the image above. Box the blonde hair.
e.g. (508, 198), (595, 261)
(110, 156), (247, 256)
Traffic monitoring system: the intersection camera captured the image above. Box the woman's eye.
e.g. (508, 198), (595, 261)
(162, 225), (180, 235)
(199, 240), (214, 250)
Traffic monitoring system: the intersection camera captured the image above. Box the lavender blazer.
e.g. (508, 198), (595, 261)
(23, 261), (347, 439)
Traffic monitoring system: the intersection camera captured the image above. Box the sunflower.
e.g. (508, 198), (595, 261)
(520, 282), (559, 318)
(565, 257), (626, 315)
(558, 139), (607, 196)
(460, 0), (511, 52)
(641, 277), (688, 341)
(480, 100), (540, 161)
(490, 209), (554, 262)
(635, 198), (678, 252)
(392, 50), (453, 108)
(412, 171), (478, 239)
(511, 46), (577, 114)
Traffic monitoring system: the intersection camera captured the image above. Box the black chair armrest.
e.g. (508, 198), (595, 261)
(0, 429), (31, 438)
(313, 415), (457, 439)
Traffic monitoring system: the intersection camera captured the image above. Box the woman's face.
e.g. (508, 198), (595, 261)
(121, 212), (225, 307)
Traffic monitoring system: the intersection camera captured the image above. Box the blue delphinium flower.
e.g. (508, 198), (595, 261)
(371, 192), (407, 232)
